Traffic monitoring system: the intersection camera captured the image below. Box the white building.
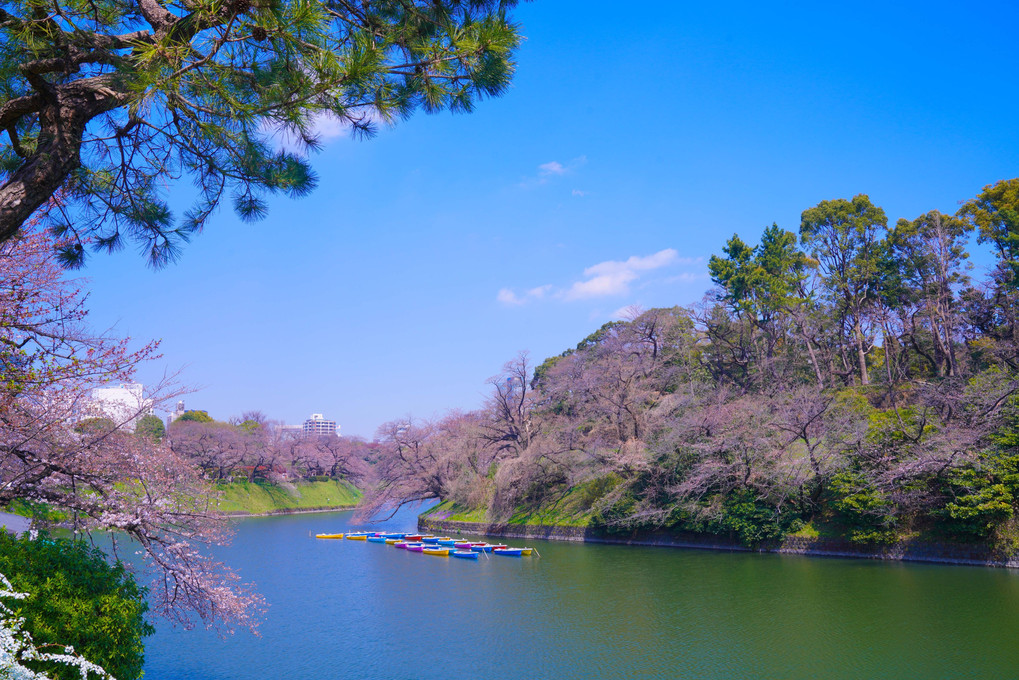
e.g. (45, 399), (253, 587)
(89, 383), (152, 432)
(302, 413), (339, 437)
(165, 400), (187, 427)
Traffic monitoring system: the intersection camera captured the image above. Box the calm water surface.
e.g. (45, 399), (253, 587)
(140, 509), (1019, 679)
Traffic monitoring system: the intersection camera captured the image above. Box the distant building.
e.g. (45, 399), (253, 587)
(302, 413), (339, 437)
(89, 383), (152, 432)
(166, 400), (187, 427)
(279, 424), (303, 438)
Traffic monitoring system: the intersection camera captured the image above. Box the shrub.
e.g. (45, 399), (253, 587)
(0, 532), (154, 680)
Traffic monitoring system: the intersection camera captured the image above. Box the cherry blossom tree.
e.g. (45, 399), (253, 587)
(0, 226), (262, 631)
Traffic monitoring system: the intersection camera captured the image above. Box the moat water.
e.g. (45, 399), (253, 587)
(140, 508), (1019, 679)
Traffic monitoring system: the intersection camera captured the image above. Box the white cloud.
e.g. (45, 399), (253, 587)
(572, 189), (587, 197)
(497, 288), (525, 305)
(497, 285), (553, 306)
(563, 249), (679, 300)
(518, 156), (587, 188)
(539, 161), (566, 176)
(498, 248), (694, 307)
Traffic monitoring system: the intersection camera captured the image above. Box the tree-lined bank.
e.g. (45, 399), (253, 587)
(366, 178), (1019, 561)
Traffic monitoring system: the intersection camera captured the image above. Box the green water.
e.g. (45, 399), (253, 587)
(141, 509), (1019, 679)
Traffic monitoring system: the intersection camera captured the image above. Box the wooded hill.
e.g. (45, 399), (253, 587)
(363, 178), (1019, 551)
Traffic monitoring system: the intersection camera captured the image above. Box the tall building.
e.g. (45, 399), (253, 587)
(166, 400), (187, 427)
(89, 383), (152, 432)
(302, 413), (339, 437)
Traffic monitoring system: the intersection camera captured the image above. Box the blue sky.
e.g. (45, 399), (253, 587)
(81, 0), (1019, 437)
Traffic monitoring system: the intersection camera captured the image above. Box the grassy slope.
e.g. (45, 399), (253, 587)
(5, 480), (363, 521)
(422, 477), (617, 527)
(214, 479), (362, 514)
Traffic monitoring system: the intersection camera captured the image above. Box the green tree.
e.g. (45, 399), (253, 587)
(0, 532), (154, 680)
(882, 210), (972, 377)
(959, 178), (1019, 284)
(800, 194), (887, 386)
(177, 409), (213, 423)
(0, 0), (522, 265)
(135, 413), (166, 441)
(708, 224), (818, 385)
(72, 417), (116, 434)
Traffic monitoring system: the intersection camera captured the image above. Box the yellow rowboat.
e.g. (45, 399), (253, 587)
(345, 534), (368, 541)
(422, 547), (450, 556)
(385, 538), (401, 544)
(315, 533), (344, 539)
(521, 547), (533, 556)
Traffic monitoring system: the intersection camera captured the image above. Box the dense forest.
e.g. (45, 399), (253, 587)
(362, 178), (1019, 550)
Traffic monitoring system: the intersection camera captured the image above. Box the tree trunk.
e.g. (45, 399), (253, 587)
(0, 76), (129, 245)
(854, 318), (869, 385)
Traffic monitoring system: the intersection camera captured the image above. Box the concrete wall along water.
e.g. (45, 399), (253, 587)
(418, 517), (1019, 569)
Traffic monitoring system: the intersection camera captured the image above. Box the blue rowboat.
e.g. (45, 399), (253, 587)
(422, 536), (447, 544)
(494, 548), (524, 557)
(366, 536), (387, 543)
(452, 550), (479, 560)
(469, 544), (493, 552)
(437, 538), (459, 546)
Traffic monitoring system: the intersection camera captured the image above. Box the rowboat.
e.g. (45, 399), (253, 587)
(345, 534), (368, 541)
(422, 536), (448, 544)
(436, 538), (459, 546)
(385, 538), (401, 544)
(406, 543), (427, 552)
(469, 543), (493, 552)
(452, 550), (479, 560)
(315, 533), (344, 539)
(454, 542), (474, 550)
(403, 535), (424, 541)
(394, 541), (411, 549)
(520, 547), (534, 556)
(366, 536), (387, 543)
(422, 547), (450, 556)
(493, 547), (523, 557)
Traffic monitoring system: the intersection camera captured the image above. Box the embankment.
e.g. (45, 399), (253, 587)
(418, 514), (1019, 569)
(215, 479), (362, 516)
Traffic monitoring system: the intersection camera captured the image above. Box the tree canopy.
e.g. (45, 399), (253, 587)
(0, 0), (522, 266)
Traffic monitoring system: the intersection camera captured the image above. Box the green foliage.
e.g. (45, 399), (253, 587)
(960, 178), (1019, 283)
(864, 405), (930, 449)
(0, 0), (524, 265)
(177, 409), (213, 423)
(238, 419), (262, 434)
(709, 224), (811, 321)
(135, 414), (165, 442)
(938, 468), (1013, 541)
(0, 533), (153, 680)
(828, 471), (897, 544)
(73, 417), (115, 434)
(697, 490), (803, 547)
(577, 473), (622, 511)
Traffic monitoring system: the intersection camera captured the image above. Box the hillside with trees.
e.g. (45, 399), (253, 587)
(367, 178), (1019, 553)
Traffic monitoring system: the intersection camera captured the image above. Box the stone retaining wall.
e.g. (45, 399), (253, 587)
(418, 517), (1019, 568)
